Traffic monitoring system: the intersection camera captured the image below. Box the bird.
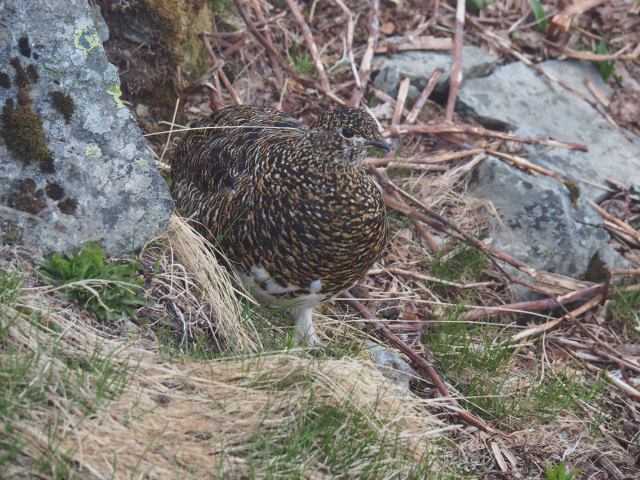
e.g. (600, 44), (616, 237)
(171, 105), (390, 347)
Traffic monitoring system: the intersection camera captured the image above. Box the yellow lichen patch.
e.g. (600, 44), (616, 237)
(106, 84), (125, 109)
(73, 26), (102, 58)
(84, 143), (102, 158)
(134, 157), (149, 167)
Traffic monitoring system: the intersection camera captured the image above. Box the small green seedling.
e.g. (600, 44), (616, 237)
(545, 461), (581, 480)
(40, 242), (149, 321)
(530, 0), (548, 32)
(594, 40), (615, 81)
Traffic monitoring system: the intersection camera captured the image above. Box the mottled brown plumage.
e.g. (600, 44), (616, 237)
(171, 105), (390, 345)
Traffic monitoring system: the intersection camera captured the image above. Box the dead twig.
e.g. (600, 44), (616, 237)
(366, 148), (483, 167)
(284, 0), (331, 93)
(342, 291), (497, 433)
(250, 0), (284, 85)
(391, 77), (411, 130)
(509, 293), (603, 343)
(374, 170), (440, 252)
(406, 68), (443, 124)
(445, 0), (465, 121)
(375, 36), (452, 53)
(388, 123), (588, 151)
(588, 199), (640, 246)
(233, 0), (344, 105)
(199, 33), (243, 105)
(563, 43), (640, 62)
(350, 0), (380, 107)
(547, 0), (608, 40)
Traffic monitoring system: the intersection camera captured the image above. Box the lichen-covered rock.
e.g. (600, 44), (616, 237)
(0, 0), (172, 255)
(469, 157), (625, 299)
(458, 60), (640, 201)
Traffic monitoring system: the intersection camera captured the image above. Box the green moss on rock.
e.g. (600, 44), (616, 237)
(8, 178), (46, 214)
(45, 181), (65, 200)
(1, 99), (54, 172)
(58, 197), (77, 215)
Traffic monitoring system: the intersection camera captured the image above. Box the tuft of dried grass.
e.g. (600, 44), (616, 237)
(161, 214), (262, 353)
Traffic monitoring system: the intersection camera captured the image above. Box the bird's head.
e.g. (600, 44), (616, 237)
(310, 106), (391, 164)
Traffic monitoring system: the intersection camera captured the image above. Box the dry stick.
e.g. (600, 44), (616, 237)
(342, 291), (497, 434)
(329, 0), (358, 89)
(509, 293), (603, 343)
(588, 199), (640, 244)
(445, 0), (465, 121)
(390, 123), (588, 151)
(391, 77), (411, 129)
(350, 0), (380, 107)
(284, 0), (331, 93)
(406, 68), (444, 124)
(584, 79), (611, 108)
(547, 0), (607, 39)
(233, 0), (344, 105)
(373, 89), (411, 117)
(487, 149), (580, 200)
(366, 162), (447, 173)
(199, 33), (243, 105)
(365, 148), (483, 167)
(584, 362), (640, 402)
(375, 36), (452, 53)
(250, 0), (284, 85)
(383, 193), (529, 276)
(462, 284), (604, 323)
(563, 43), (640, 62)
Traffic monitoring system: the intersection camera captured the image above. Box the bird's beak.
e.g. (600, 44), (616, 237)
(368, 138), (391, 152)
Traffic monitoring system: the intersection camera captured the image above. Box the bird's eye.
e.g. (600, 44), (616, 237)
(341, 128), (354, 138)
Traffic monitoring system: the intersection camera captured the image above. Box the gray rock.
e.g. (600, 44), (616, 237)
(368, 344), (416, 390)
(458, 60), (640, 201)
(89, 2), (109, 43)
(373, 45), (499, 101)
(0, 0), (172, 255)
(469, 157), (624, 295)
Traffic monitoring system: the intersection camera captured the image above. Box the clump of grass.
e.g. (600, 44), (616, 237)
(609, 287), (640, 332)
(289, 49), (315, 77)
(545, 461), (582, 480)
(0, 266), (129, 478)
(245, 398), (432, 478)
(425, 307), (604, 427)
(40, 242), (149, 321)
(430, 244), (487, 283)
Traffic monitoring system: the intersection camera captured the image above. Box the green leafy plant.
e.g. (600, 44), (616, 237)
(594, 40), (615, 80)
(530, 0), (548, 32)
(290, 49), (315, 77)
(40, 242), (149, 321)
(545, 461), (582, 480)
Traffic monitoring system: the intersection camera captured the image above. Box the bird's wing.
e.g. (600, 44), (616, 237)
(172, 105), (304, 192)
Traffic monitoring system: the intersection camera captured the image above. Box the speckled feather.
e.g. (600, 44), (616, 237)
(171, 105), (389, 307)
